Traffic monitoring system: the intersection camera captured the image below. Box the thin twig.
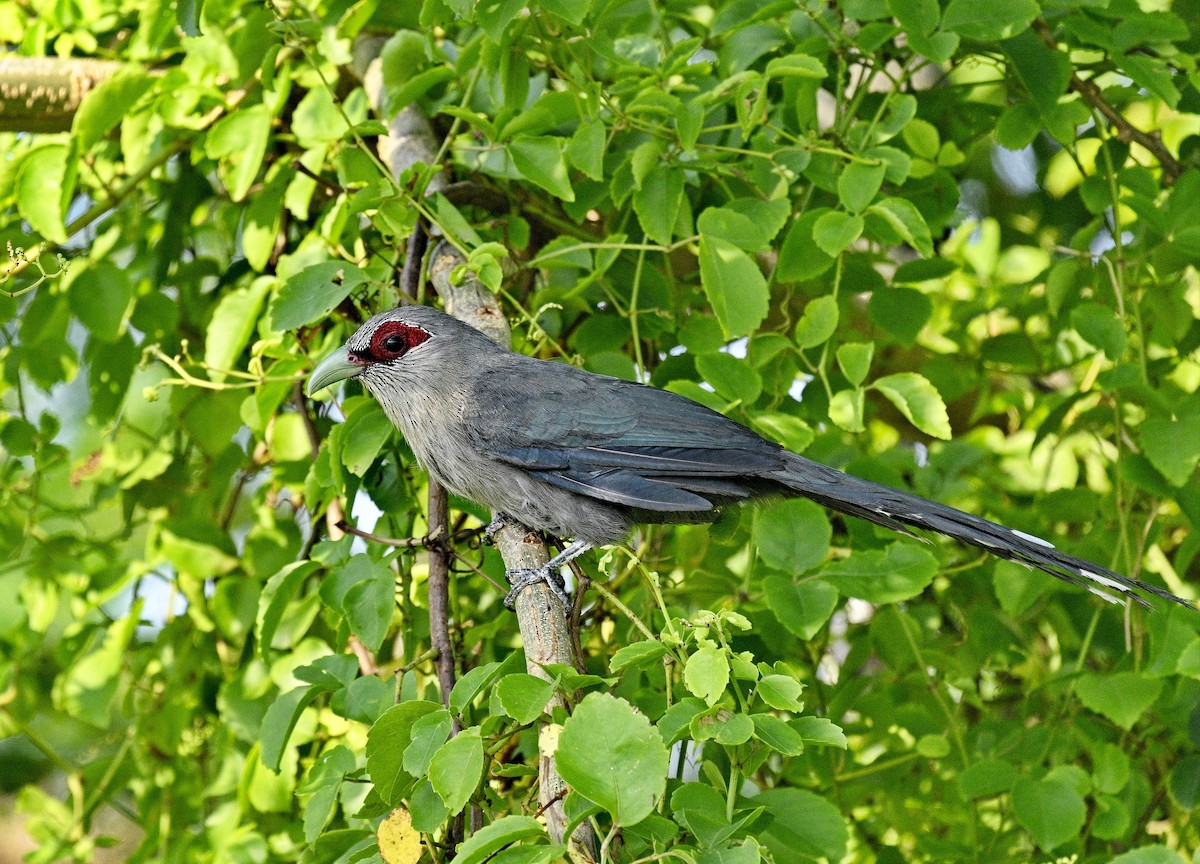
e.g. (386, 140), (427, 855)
(335, 518), (480, 549)
(290, 159), (344, 194)
(534, 786), (569, 818)
(400, 220), (428, 300)
(427, 483), (459, 717)
(1033, 19), (1183, 185)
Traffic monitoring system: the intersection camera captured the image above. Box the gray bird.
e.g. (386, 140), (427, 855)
(307, 304), (1190, 611)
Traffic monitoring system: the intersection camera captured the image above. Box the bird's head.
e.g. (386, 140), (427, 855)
(306, 305), (489, 398)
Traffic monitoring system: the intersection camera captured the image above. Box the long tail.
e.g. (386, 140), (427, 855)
(774, 453), (1191, 609)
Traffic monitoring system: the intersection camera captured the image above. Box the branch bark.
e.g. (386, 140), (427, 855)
(1032, 19), (1183, 185)
(0, 56), (123, 132)
(353, 36), (596, 858)
(428, 242), (598, 859)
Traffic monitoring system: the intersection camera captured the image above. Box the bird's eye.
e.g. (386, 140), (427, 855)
(368, 321), (431, 360)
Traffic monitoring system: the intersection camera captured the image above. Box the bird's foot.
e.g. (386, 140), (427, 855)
(484, 512), (516, 545)
(504, 566), (570, 610)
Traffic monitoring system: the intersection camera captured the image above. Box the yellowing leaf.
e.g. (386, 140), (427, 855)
(378, 808), (423, 864)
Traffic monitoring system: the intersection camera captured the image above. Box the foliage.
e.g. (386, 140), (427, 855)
(1, 0), (1199, 862)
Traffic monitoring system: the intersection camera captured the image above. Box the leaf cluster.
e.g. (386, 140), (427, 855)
(1, 0), (1199, 862)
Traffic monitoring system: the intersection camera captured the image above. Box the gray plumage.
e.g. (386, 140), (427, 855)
(310, 304), (1190, 610)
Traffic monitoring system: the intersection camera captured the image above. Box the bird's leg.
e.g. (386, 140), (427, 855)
(484, 511), (515, 544)
(505, 539), (594, 610)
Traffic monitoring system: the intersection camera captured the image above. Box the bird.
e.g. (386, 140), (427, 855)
(307, 304), (1191, 612)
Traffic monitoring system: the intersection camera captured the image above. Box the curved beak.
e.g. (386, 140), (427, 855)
(307, 346), (362, 396)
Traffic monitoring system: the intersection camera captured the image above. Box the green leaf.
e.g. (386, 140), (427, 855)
(822, 542), (939, 604)
(448, 816), (546, 864)
(540, 0), (592, 24)
(1106, 848), (1186, 864)
(269, 261), (369, 331)
(204, 277), (272, 379)
(508, 136), (575, 201)
(477, 0), (525, 40)
(1011, 777), (1087, 852)
(838, 162), (887, 213)
(496, 673), (558, 725)
(756, 789), (847, 864)
(68, 262), (133, 343)
(16, 144), (72, 243)
(756, 674), (804, 711)
(403, 710), (454, 777)
(610, 640), (669, 673)
(791, 716), (847, 749)
(556, 693), (669, 826)
(751, 714), (805, 755)
(671, 783), (733, 847)
(836, 342), (874, 386)
(754, 499), (832, 573)
(260, 685), (321, 772)
(942, 0), (1039, 41)
(1169, 754), (1200, 809)
(1139, 416), (1200, 487)
(958, 758), (1019, 800)
(751, 413), (815, 453)
(1091, 794), (1130, 841)
(871, 372), (952, 439)
(696, 352), (762, 404)
(566, 119), (605, 180)
(812, 211), (864, 257)
(332, 400), (394, 477)
(916, 734), (951, 758)
(685, 646), (730, 707)
(300, 746), (355, 843)
(292, 86), (350, 147)
(765, 53), (826, 78)
(634, 166), (685, 246)
(887, 0), (940, 37)
(243, 167), (288, 272)
(869, 286), (932, 346)
(829, 388), (865, 433)
(73, 68), (155, 151)
(1122, 55), (1180, 108)
(653, 699), (705, 750)
(1076, 672), (1163, 730)
(256, 561), (321, 658)
(449, 660), (503, 715)
(764, 575), (839, 640)
(205, 104), (271, 202)
(777, 210), (835, 281)
(340, 557), (395, 652)
(694, 710), (754, 745)
(996, 102), (1042, 149)
(1092, 743), (1130, 794)
(794, 295), (839, 349)
(366, 701), (443, 804)
(429, 727), (484, 815)
(698, 234), (770, 338)
(410, 780), (450, 833)
(1071, 302), (1127, 359)
(696, 199), (790, 251)
(867, 197), (933, 257)
(56, 608), (137, 727)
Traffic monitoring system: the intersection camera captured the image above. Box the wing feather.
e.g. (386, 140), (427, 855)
(467, 360), (785, 510)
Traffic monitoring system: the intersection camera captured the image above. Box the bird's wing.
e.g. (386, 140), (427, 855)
(465, 360), (785, 511)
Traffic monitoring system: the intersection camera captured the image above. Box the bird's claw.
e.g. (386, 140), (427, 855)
(484, 512), (515, 545)
(505, 566), (570, 610)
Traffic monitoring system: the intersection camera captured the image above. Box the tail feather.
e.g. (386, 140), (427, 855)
(775, 453), (1192, 609)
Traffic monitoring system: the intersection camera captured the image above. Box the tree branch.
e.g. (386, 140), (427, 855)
(0, 56), (123, 132)
(353, 33), (596, 858)
(1033, 19), (1183, 185)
